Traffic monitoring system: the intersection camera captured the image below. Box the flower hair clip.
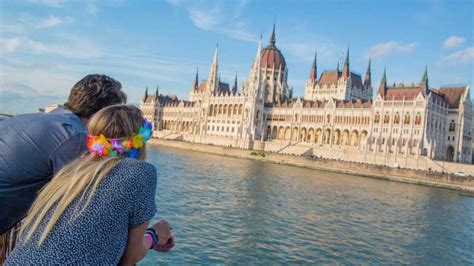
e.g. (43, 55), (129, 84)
(87, 120), (153, 159)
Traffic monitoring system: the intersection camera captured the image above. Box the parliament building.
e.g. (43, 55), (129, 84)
(141, 25), (472, 167)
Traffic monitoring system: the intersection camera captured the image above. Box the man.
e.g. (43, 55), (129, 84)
(0, 74), (127, 261)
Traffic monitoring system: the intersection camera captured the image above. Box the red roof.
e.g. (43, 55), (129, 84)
(384, 86), (422, 100)
(143, 94), (176, 104)
(199, 80), (230, 94)
(261, 47), (286, 70)
(437, 87), (466, 108)
(319, 71), (340, 86)
(318, 71), (363, 88)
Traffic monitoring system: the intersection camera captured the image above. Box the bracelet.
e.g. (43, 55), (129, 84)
(145, 228), (159, 249)
(144, 233), (154, 249)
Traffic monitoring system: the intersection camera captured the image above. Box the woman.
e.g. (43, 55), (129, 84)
(6, 105), (174, 265)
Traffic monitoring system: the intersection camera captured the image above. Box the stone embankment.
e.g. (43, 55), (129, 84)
(149, 138), (474, 193)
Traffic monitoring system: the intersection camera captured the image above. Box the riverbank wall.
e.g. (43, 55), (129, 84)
(149, 138), (474, 192)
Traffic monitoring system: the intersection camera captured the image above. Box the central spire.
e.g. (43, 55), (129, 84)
(379, 67), (387, 97)
(364, 59), (371, 88)
(309, 51), (317, 81)
(342, 47), (350, 78)
(207, 44), (219, 94)
(269, 21), (276, 48)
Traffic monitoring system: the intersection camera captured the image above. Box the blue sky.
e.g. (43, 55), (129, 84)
(0, 0), (473, 114)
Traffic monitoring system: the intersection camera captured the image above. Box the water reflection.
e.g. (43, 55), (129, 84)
(142, 145), (474, 265)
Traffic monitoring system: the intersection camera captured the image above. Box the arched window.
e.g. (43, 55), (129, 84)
(449, 120), (455, 132)
(394, 113), (400, 124)
(404, 114), (411, 125)
(383, 113), (390, 124)
(374, 112), (380, 123)
(415, 114), (422, 125)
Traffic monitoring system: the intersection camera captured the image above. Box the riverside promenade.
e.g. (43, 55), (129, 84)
(149, 139), (474, 192)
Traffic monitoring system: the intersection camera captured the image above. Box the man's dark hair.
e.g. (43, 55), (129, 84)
(64, 74), (127, 119)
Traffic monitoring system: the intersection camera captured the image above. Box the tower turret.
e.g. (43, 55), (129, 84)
(309, 51), (318, 81)
(378, 67), (387, 97)
(342, 47), (350, 78)
(364, 59), (371, 88)
(144, 86), (148, 101)
(269, 22), (276, 49)
(421, 65), (429, 95)
(207, 45), (219, 94)
(232, 72), (238, 94)
(193, 67), (199, 91)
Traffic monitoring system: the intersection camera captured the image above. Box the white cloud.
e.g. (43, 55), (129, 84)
(440, 47), (474, 65)
(2, 38), (23, 53)
(37, 16), (63, 28)
(86, 3), (98, 15)
(364, 41), (417, 59)
(180, 1), (257, 43)
(443, 36), (465, 49)
(0, 35), (102, 59)
(188, 6), (220, 29)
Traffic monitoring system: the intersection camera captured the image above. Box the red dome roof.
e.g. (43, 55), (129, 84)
(261, 47), (286, 70)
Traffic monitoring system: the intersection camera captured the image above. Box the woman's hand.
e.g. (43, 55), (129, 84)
(152, 219), (172, 246)
(154, 235), (175, 252)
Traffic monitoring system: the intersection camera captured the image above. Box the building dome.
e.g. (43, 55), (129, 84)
(260, 23), (286, 70)
(261, 47), (286, 70)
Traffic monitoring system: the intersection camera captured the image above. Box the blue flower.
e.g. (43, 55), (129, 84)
(127, 149), (140, 158)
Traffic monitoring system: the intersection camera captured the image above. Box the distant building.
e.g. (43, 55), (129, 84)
(40, 103), (63, 113)
(0, 113), (13, 121)
(141, 24), (472, 165)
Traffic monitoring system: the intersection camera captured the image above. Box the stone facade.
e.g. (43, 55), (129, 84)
(140, 26), (472, 165)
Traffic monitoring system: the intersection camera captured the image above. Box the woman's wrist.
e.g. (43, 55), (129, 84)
(145, 228), (159, 249)
(144, 233), (154, 249)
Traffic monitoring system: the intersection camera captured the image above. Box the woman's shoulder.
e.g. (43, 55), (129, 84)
(107, 158), (157, 185)
(115, 158), (156, 173)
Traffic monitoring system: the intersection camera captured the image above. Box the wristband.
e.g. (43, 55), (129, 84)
(145, 228), (159, 249)
(144, 233), (154, 249)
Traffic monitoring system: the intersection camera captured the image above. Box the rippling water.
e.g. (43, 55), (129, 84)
(141, 145), (474, 265)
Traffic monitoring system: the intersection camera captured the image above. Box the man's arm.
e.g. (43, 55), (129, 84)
(49, 133), (87, 174)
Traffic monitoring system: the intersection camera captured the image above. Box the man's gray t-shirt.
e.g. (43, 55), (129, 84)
(0, 108), (87, 233)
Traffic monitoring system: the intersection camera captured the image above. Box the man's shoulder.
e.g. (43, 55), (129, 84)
(2, 108), (85, 135)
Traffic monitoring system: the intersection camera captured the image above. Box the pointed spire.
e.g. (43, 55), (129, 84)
(249, 36), (263, 97)
(364, 59), (371, 88)
(421, 65), (429, 95)
(193, 67), (199, 90)
(379, 67), (387, 97)
(422, 65), (428, 82)
(155, 84), (159, 99)
(336, 60), (340, 79)
(207, 45), (219, 94)
(342, 47), (350, 77)
(309, 51), (318, 81)
(381, 67), (387, 84)
(232, 72), (238, 94)
(144, 86), (148, 100)
(269, 21), (276, 48)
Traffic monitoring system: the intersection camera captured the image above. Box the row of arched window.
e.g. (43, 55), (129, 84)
(335, 116), (370, 125)
(374, 112), (422, 125)
(208, 104), (243, 116)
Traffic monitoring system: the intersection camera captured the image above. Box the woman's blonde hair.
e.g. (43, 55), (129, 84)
(21, 105), (146, 245)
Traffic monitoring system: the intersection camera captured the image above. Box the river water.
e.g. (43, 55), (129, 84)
(141, 145), (474, 265)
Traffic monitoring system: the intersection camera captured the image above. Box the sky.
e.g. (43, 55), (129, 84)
(0, 0), (473, 114)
